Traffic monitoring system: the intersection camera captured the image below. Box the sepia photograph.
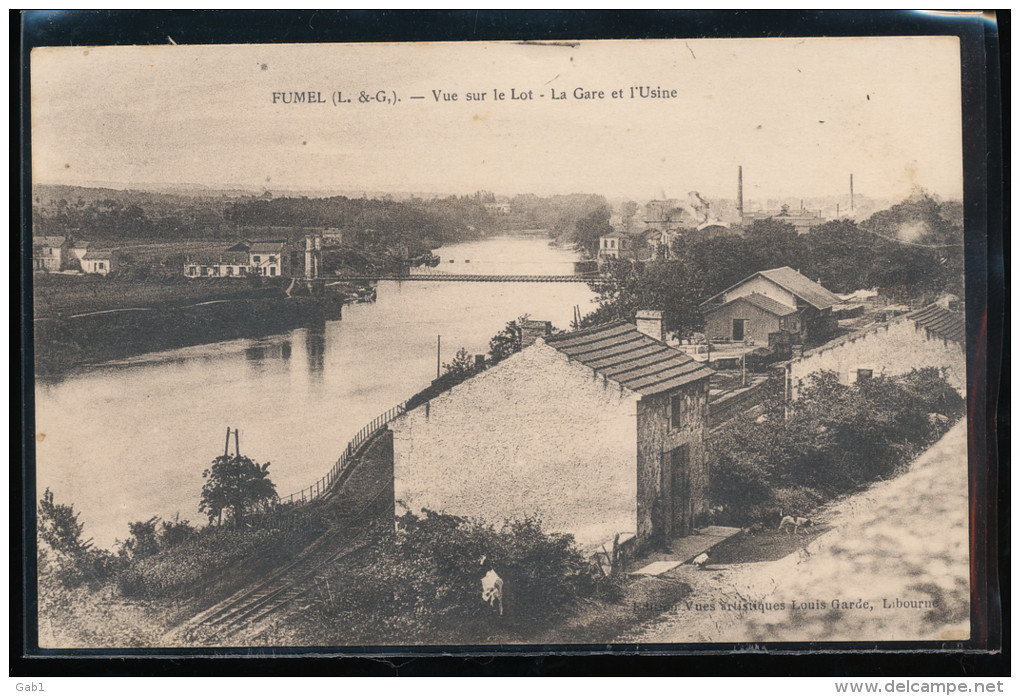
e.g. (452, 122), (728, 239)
(25, 28), (987, 654)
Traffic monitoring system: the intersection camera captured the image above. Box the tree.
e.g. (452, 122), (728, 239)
(581, 257), (704, 339)
(199, 455), (277, 527)
(443, 348), (479, 380)
(117, 516), (161, 562)
(801, 219), (875, 293)
(488, 316), (527, 364)
(571, 206), (613, 258)
(37, 488), (117, 587)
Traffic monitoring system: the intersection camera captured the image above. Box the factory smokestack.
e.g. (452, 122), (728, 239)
(737, 165), (744, 219)
(850, 173), (855, 214)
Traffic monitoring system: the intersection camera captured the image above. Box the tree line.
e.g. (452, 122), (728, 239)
(580, 193), (964, 338)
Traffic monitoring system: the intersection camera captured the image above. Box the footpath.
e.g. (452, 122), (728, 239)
(620, 421), (971, 643)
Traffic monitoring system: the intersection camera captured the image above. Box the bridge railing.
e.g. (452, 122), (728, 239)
(277, 401), (408, 506)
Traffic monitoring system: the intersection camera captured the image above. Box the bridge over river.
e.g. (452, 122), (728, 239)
(330, 273), (598, 283)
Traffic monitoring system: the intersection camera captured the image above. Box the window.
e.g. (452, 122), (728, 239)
(856, 369), (873, 381)
(269, 267), (276, 276)
(670, 391), (685, 429)
(98, 262), (105, 270)
(239, 267), (247, 275)
(253, 255), (261, 263)
(189, 267), (196, 276)
(269, 256), (277, 263)
(226, 267), (233, 276)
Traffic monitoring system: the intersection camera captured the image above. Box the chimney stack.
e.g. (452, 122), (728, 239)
(737, 165), (744, 219)
(519, 320), (552, 348)
(635, 310), (665, 342)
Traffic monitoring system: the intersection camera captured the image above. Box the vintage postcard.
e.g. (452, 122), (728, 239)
(27, 35), (981, 652)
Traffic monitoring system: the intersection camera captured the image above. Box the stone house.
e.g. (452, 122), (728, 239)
(786, 302), (966, 397)
(80, 249), (118, 275)
(248, 241), (290, 278)
(185, 250), (252, 278)
(32, 236), (69, 272)
(389, 311), (714, 553)
(701, 266), (843, 344)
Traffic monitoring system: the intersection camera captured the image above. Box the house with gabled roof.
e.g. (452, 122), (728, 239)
(81, 249), (119, 276)
(701, 266), (844, 344)
(390, 311), (714, 553)
(786, 301), (967, 396)
(32, 236), (69, 272)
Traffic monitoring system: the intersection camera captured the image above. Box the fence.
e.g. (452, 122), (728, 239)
(278, 401), (408, 506)
(708, 377), (776, 432)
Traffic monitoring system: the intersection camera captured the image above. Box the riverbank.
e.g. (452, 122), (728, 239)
(33, 289), (344, 376)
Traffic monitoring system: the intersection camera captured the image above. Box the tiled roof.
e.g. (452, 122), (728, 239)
(757, 267), (843, 310)
(706, 292), (798, 317)
(702, 266), (842, 311)
(187, 250), (250, 265)
(249, 242), (287, 253)
(544, 321), (713, 396)
(34, 236), (66, 246)
(908, 304), (965, 345)
(81, 249), (115, 260)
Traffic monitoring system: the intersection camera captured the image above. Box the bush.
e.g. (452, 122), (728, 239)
(708, 368), (964, 525)
(309, 510), (600, 643)
(37, 489), (119, 589)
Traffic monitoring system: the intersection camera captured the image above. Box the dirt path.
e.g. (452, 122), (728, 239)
(621, 421), (971, 643)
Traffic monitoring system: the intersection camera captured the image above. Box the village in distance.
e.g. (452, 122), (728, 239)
(31, 171), (970, 648)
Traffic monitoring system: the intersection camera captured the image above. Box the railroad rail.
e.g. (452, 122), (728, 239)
(330, 273), (597, 283)
(166, 484), (389, 645)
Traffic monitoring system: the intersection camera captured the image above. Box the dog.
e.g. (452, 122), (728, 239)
(778, 515), (813, 535)
(479, 555), (504, 616)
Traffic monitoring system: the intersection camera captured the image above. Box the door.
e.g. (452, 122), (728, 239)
(732, 318), (745, 341)
(670, 444), (692, 536)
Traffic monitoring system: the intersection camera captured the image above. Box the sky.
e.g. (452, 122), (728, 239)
(30, 37), (964, 202)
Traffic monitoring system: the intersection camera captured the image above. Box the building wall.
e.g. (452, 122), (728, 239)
(788, 316), (966, 397)
(82, 256), (117, 275)
(635, 381), (710, 547)
(704, 298), (783, 345)
(35, 244), (66, 271)
(722, 276), (796, 309)
(391, 340), (640, 552)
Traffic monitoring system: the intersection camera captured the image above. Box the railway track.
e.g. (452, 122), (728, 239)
(164, 484), (388, 645)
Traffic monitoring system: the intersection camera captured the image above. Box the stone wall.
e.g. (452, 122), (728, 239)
(788, 315), (966, 397)
(705, 297), (784, 345)
(635, 382), (710, 546)
(391, 340), (641, 552)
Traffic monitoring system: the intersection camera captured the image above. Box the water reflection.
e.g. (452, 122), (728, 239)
(244, 341), (292, 363)
(35, 236), (597, 547)
(305, 321), (326, 377)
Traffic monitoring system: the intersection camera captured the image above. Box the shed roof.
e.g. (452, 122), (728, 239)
(543, 321), (713, 396)
(706, 292), (798, 317)
(187, 250), (250, 265)
(702, 266), (842, 311)
(908, 304), (965, 345)
(81, 249), (116, 260)
(249, 241), (288, 253)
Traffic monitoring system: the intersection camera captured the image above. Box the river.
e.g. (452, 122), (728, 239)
(34, 236), (598, 548)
